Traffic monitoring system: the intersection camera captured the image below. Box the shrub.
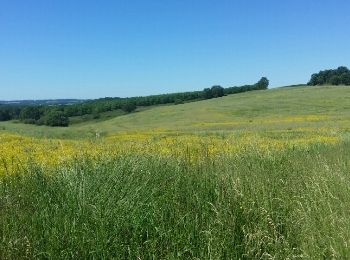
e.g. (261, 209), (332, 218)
(43, 111), (69, 127)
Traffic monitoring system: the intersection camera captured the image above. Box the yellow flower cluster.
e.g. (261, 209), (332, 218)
(0, 128), (342, 175)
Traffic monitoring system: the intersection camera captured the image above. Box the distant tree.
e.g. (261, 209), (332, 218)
(203, 88), (213, 99)
(0, 109), (10, 121)
(330, 75), (341, 85)
(19, 106), (42, 121)
(308, 66), (350, 86)
(336, 66), (349, 75)
(211, 85), (224, 98)
(308, 73), (320, 85)
(341, 73), (350, 85)
(44, 111), (69, 127)
(92, 111), (101, 119)
(174, 99), (184, 105)
(255, 77), (269, 89)
(121, 102), (136, 113)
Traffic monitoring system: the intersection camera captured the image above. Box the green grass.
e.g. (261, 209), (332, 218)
(1, 142), (350, 259)
(1, 86), (350, 258)
(68, 109), (128, 125)
(1, 85), (350, 139)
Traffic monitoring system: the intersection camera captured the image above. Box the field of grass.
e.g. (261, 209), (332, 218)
(1, 85), (350, 258)
(1, 85), (350, 139)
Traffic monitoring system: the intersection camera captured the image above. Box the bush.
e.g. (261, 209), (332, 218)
(121, 102), (137, 113)
(19, 106), (43, 121)
(174, 99), (184, 105)
(43, 111), (69, 127)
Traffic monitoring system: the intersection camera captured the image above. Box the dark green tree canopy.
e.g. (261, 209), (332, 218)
(19, 106), (43, 121)
(211, 85), (225, 98)
(43, 111), (69, 127)
(255, 77), (269, 90)
(308, 66), (350, 86)
(203, 86), (225, 99)
(121, 102), (137, 113)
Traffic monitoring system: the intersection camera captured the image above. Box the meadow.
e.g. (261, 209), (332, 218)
(1, 86), (350, 258)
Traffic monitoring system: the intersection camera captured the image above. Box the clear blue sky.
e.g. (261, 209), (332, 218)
(1, 0), (350, 100)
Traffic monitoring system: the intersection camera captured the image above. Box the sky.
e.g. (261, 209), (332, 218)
(1, 0), (350, 100)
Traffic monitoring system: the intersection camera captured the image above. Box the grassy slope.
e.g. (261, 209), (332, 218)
(89, 85), (350, 134)
(1, 85), (350, 138)
(1, 86), (350, 258)
(1, 142), (350, 259)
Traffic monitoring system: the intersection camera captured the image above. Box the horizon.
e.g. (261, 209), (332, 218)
(0, 82), (307, 102)
(0, 82), (306, 102)
(1, 0), (350, 100)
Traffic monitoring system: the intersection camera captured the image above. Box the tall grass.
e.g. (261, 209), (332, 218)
(1, 142), (350, 259)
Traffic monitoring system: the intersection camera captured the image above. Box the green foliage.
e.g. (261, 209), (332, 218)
(42, 111), (69, 127)
(330, 75), (341, 85)
(211, 85), (225, 98)
(341, 73), (350, 85)
(203, 87), (213, 99)
(255, 76), (269, 89)
(19, 106), (43, 121)
(174, 99), (184, 105)
(121, 102), (137, 113)
(203, 85), (225, 99)
(0, 110), (9, 121)
(308, 66), (350, 86)
(1, 142), (350, 258)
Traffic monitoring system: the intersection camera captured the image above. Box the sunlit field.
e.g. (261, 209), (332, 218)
(1, 86), (350, 258)
(0, 127), (343, 175)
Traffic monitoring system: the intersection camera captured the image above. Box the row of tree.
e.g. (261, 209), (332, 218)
(0, 106), (70, 127)
(0, 77), (269, 127)
(308, 66), (350, 86)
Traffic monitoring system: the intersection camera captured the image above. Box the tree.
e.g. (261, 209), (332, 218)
(121, 102), (136, 113)
(330, 75), (341, 85)
(308, 73), (320, 85)
(174, 99), (184, 105)
(336, 66), (349, 75)
(19, 106), (42, 121)
(308, 66), (350, 86)
(255, 77), (269, 89)
(211, 85), (224, 98)
(0, 108), (10, 121)
(203, 88), (213, 99)
(44, 111), (69, 127)
(341, 73), (350, 85)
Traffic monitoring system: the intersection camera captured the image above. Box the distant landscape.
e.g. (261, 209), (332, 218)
(0, 77), (269, 127)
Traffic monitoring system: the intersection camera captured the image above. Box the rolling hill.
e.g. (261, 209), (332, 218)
(1, 85), (349, 138)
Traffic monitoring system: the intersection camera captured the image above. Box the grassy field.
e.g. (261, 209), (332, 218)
(1, 85), (350, 258)
(1, 85), (350, 138)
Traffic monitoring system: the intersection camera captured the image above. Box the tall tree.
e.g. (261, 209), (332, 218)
(211, 85), (224, 98)
(255, 77), (269, 89)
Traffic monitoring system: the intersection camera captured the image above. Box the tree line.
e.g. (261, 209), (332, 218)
(308, 66), (350, 86)
(0, 77), (269, 127)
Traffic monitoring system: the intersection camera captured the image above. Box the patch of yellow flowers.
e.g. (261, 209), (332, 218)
(0, 128), (341, 175)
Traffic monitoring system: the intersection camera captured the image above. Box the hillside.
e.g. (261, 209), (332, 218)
(2, 85), (350, 259)
(86, 85), (350, 134)
(1, 85), (349, 138)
